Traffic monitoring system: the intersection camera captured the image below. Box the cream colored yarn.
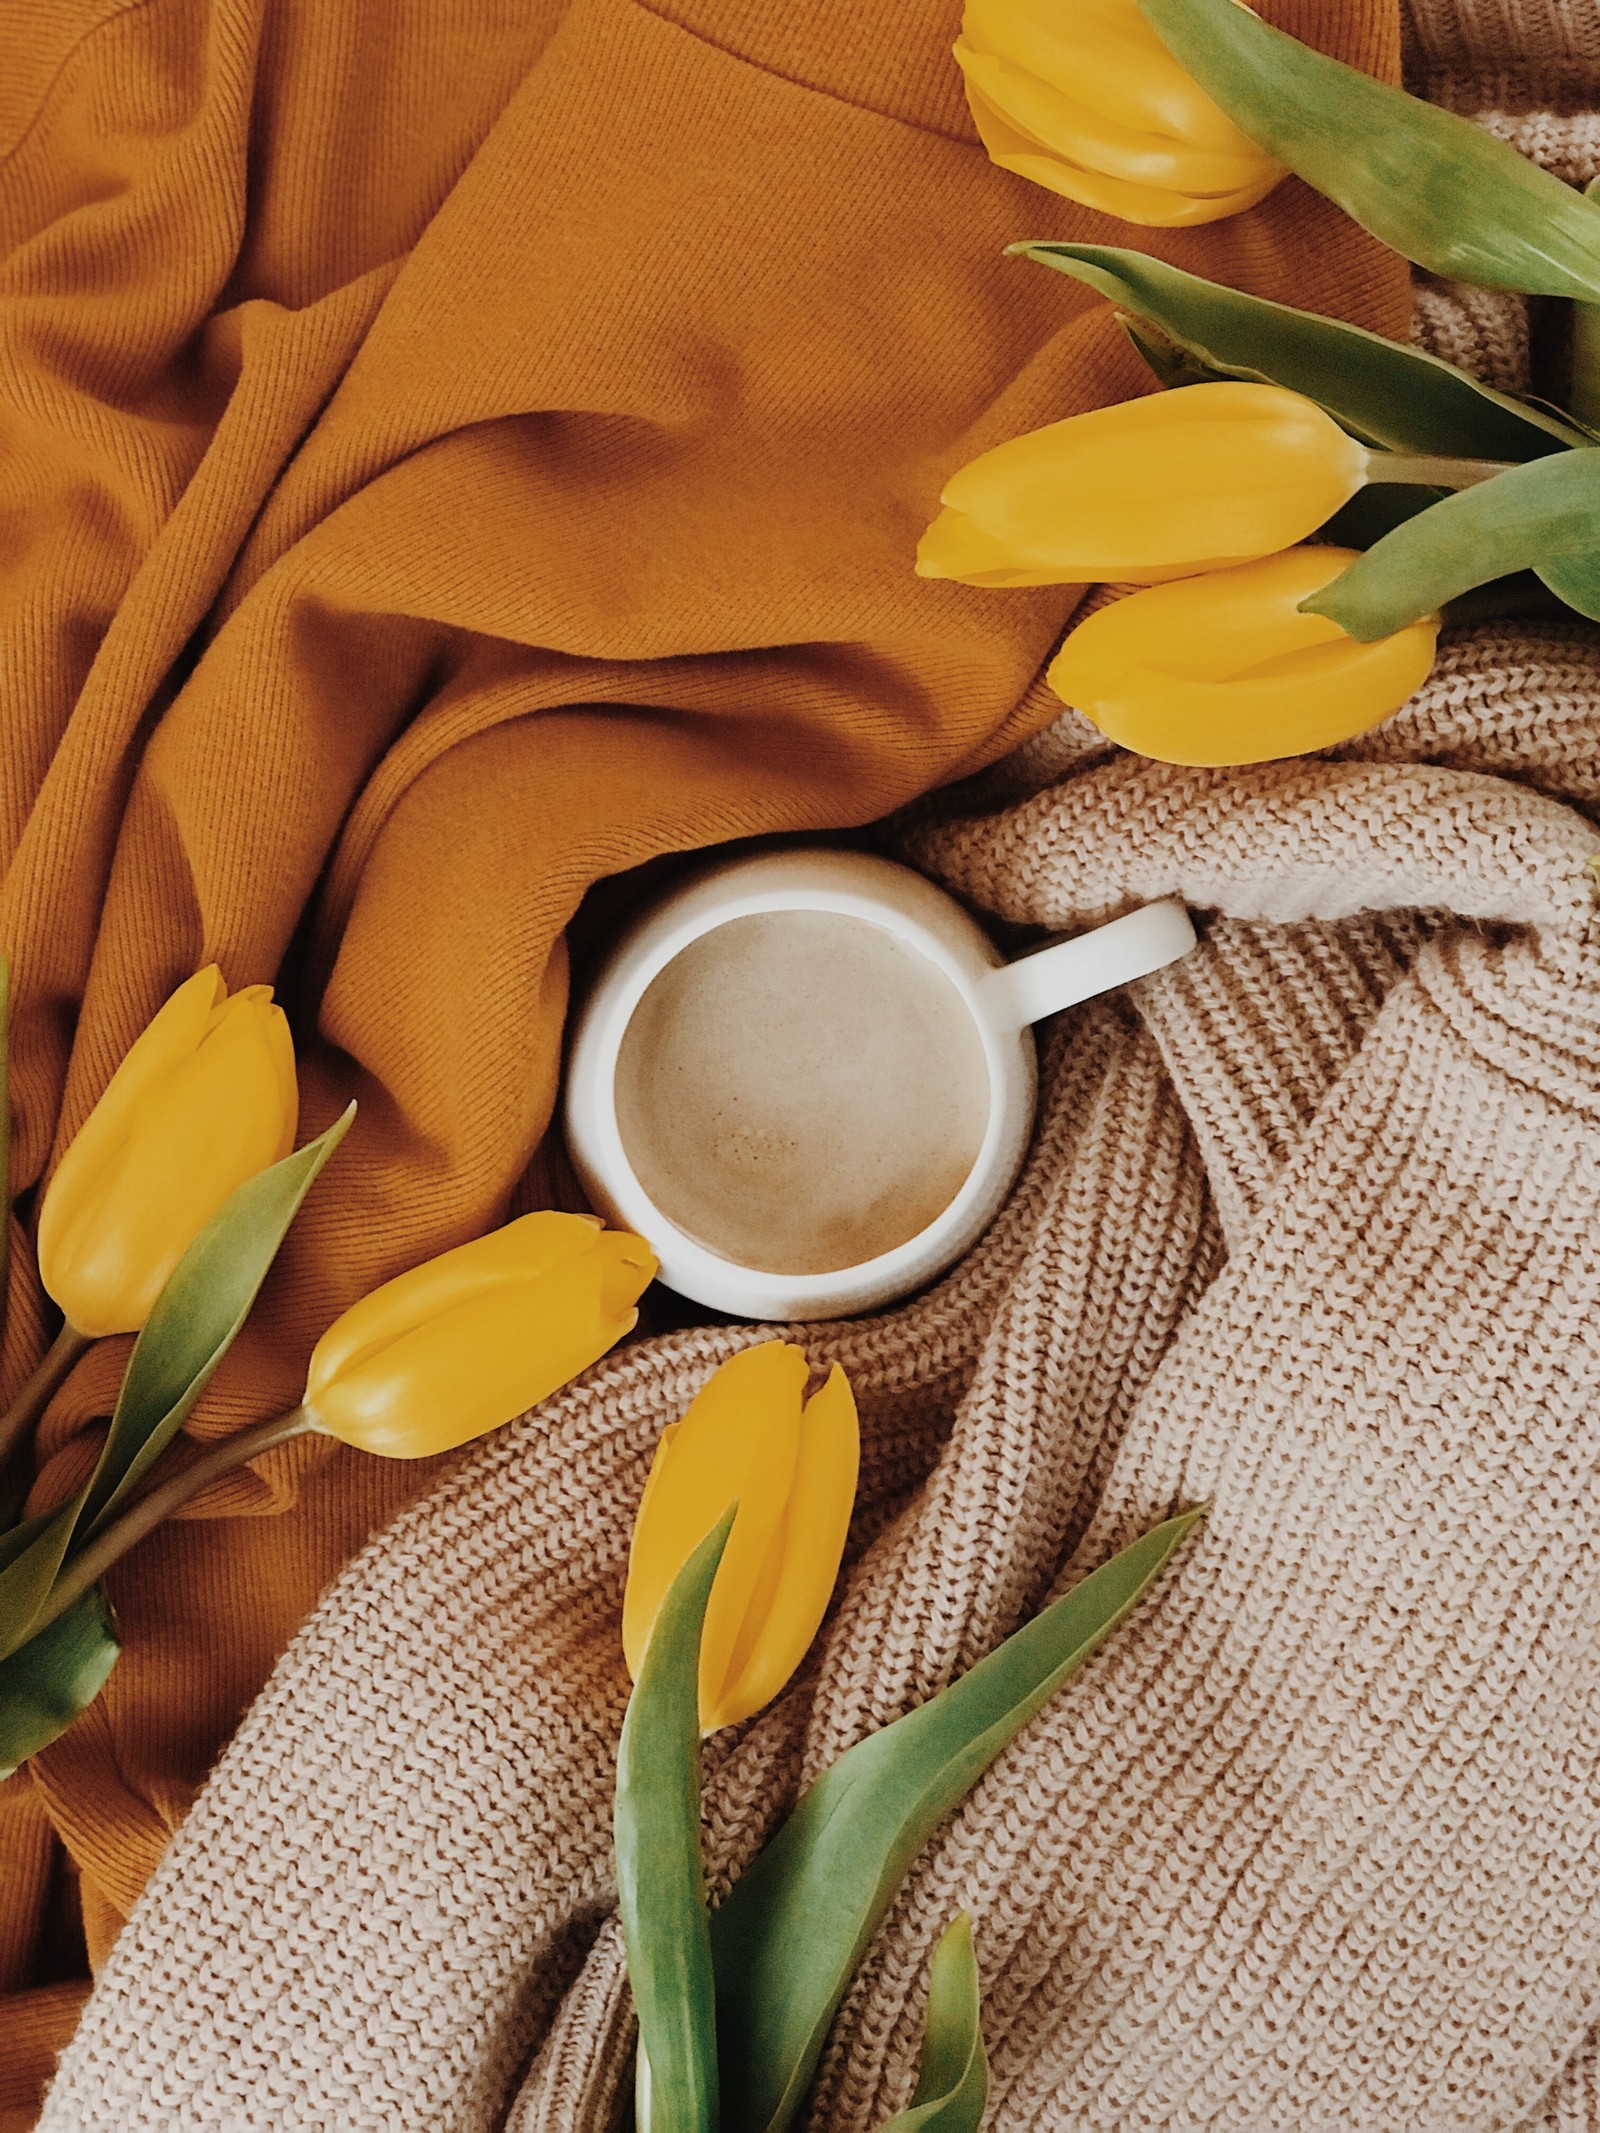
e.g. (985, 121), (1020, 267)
(39, 7), (1600, 2130)
(39, 629), (1600, 2133)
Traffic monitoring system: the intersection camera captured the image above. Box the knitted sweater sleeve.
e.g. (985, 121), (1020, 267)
(36, 638), (1600, 2133)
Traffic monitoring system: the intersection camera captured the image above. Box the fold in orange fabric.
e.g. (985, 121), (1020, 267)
(0, 0), (1404, 2116)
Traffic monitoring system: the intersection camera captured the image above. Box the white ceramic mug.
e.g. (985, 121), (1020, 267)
(564, 847), (1194, 1320)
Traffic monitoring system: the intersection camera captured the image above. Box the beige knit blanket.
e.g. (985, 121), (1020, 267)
(37, 2), (1600, 2126)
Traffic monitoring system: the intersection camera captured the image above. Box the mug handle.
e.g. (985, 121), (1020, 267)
(978, 899), (1196, 1032)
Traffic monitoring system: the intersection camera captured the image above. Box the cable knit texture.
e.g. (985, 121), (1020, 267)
(31, 3), (1600, 2131)
(39, 628), (1600, 2133)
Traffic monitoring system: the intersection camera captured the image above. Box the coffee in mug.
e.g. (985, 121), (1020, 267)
(612, 909), (991, 1277)
(565, 847), (1195, 1320)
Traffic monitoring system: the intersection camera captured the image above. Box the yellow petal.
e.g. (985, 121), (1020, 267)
(957, 0), (1281, 220)
(916, 494), (1247, 589)
(222, 987), (298, 1160)
(1048, 547), (1440, 764)
(37, 967), (223, 1309)
(961, 76), (1278, 226)
(710, 1364), (860, 1730)
(306, 1229), (655, 1457)
(620, 1342), (808, 1724)
(956, 45), (1269, 195)
(962, 0), (1267, 151)
(1053, 545), (1353, 691)
(38, 973), (299, 1336)
(916, 505), (1090, 587)
(1070, 637), (1439, 764)
(305, 1210), (611, 1402)
(932, 385), (1369, 583)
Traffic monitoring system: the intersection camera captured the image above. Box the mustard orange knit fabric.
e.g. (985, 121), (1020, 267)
(0, 0), (1404, 2119)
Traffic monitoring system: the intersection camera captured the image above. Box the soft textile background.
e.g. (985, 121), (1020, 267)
(37, 618), (1600, 2129)
(35, 36), (1600, 2100)
(0, 0), (1403, 2118)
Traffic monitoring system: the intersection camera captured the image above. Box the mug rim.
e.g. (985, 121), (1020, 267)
(563, 852), (1034, 1320)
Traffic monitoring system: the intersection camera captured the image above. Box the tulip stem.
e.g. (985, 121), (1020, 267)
(0, 1324), (94, 1473)
(26, 1405), (314, 1638)
(1366, 452), (1518, 490)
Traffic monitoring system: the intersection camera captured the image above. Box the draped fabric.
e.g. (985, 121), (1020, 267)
(37, 609), (1600, 2128)
(0, 0), (1401, 2120)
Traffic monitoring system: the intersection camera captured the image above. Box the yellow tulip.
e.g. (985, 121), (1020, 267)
(955, 0), (1282, 225)
(303, 1211), (657, 1458)
(916, 383), (1369, 589)
(37, 966), (297, 1338)
(622, 1342), (859, 1734)
(1048, 546), (1440, 764)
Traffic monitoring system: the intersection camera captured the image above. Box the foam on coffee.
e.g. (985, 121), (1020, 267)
(613, 910), (991, 1276)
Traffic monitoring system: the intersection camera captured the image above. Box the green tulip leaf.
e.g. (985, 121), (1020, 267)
(615, 1504), (734, 2133)
(1117, 315), (1204, 395)
(1572, 302), (1600, 434)
(78, 1103), (356, 1537)
(1112, 304), (1538, 562)
(1133, 0), (1600, 302)
(0, 1107), (354, 1663)
(1533, 549), (1600, 620)
(0, 1503), (57, 1574)
(1572, 180), (1600, 430)
(876, 1914), (988, 2132)
(0, 1584), (119, 1779)
(1304, 451), (1600, 639)
(712, 1509), (1203, 2133)
(0, 1501), (84, 1663)
(0, 956), (9, 1352)
(1015, 244), (1586, 459)
(1317, 486), (1445, 550)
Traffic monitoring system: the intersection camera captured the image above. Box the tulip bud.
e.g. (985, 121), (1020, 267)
(955, 0), (1282, 225)
(622, 1342), (859, 1734)
(303, 1212), (657, 1459)
(917, 382), (1370, 589)
(1048, 545), (1440, 764)
(37, 967), (298, 1338)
